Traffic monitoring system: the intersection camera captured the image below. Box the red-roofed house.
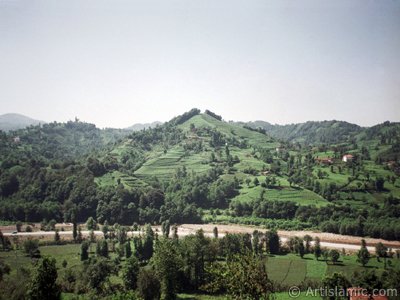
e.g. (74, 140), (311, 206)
(347, 288), (389, 300)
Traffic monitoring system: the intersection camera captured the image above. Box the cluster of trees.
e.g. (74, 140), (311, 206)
(3, 226), (399, 299)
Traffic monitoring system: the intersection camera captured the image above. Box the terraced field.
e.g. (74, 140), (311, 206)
(134, 146), (211, 181)
(232, 184), (329, 207)
(95, 171), (147, 189)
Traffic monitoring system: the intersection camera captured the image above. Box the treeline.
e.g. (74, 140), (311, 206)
(2, 227), (399, 299)
(229, 189), (400, 241)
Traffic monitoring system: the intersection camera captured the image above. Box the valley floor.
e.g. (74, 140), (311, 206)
(2, 222), (400, 253)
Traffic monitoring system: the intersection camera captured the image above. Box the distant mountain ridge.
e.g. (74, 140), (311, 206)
(126, 121), (162, 131)
(239, 120), (363, 144)
(0, 113), (44, 131)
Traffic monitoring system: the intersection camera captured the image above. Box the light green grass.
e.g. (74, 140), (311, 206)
(134, 145), (211, 181)
(95, 170), (147, 189)
(179, 114), (278, 149)
(233, 183), (329, 207)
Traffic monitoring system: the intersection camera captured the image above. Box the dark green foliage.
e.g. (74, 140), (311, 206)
(170, 108), (201, 125)
(137, 268), (161, 300)
(142, 224), (154, 261)
(179, 229), (217, 289)
(23, 239), (41, 258)
(152, 238), (183, 300)
(265, 229), (280, 254)
(125, 240), (132, 258)
(0, 260), (10, 281)
(204, 110), (222, 121)
(72, 222), (77, 242)
(322, 272), (350, 300)
(123, 256), (140, 290)
(86, 217), (97, 230)
(81, 241), (89, 261)
(330, 249), (340, 264)
(16, 221), (22, 232)
(54, 229), (60, 244)
(84, 258), (117, 291)
(357, 239), (370, 267)
(96, 239), (109, 258)
(203, 251), (273, 299)
(27, 256), (61, 300)
(314, 237), (322, 260)
(0, 230), (11, 251)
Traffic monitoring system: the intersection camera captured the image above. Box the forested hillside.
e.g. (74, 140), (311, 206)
(241, 120), (363, 144)
(0, 110), (399, 240)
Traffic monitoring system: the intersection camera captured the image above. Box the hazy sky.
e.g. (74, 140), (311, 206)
(1, 0), (399, 128)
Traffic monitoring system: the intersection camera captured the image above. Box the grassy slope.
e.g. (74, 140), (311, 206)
(266, 253), (400, 286)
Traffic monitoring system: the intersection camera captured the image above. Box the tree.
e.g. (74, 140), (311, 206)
(265, 230), (280, 254)
(322, 272), (350, 300)
(143, 224), (154, 261)
(16, 221), (23, 232)
(375, 177), (385, 191)
(89, 229), (96, 243)
(314, 237), (322, 260)
(86, 217), (97, 230)
(253, 177), (259, 186)
(375, 242), (388, 268)
(96, 239), (108, 258)
(203, 251), (274, 299)
(303, 235), (312, 254)
(72, 222), (77, 242)
(298, 241), (305, 258)
(152, 238), (182, 300)
(161, 220), (170, 238)
(330, 249), (340, 264)
(27, 257), (61, 300)
(23, 239), (41, 258)
(125, 240), (132, 258)
(323, 249), (329, 262)
(137, 268), (161, 300)
(357, 239), (370, 267)
(85, 258), (116, 291)
(123, 256), (140, 290)
(102, 220), (109, 239)
(252, 230), (261, 255)
(77, 226), (83, 243)
(81, 241), (89, 261)
(375, 242), (387, 261)
(54, 229), (60, 244)
(213, 227), (218, 239)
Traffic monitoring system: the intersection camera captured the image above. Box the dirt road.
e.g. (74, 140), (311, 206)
(2, 223), (399, 253)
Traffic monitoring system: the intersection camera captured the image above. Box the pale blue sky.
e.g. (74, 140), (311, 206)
(1, 0), (399, 128)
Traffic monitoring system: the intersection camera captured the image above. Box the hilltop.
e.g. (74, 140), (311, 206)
(0, 113), (44, 131)
(125, 121), (163, 131)
(0, 109), (399, 241)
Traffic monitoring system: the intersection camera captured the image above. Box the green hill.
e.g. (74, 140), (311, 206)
(242, 120), (362, 144)
(0, 109), (399, 240)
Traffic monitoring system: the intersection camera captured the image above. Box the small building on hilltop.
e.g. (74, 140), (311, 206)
(13, 136), (20, 143)
(342, 154), (354, 162)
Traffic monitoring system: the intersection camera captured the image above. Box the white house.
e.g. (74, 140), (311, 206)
(342, 154), (354, 162)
